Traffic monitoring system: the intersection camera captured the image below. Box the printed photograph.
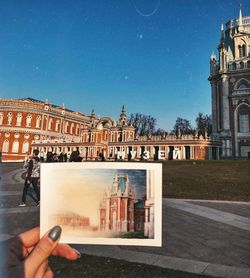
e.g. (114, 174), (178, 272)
(41, 162), (162, 246)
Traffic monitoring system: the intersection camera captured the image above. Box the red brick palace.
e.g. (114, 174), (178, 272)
(0, 98), (221, 161)
(99, 174), (136, 233)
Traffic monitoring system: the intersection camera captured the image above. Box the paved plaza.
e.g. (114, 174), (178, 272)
(0, 163), (250, 277)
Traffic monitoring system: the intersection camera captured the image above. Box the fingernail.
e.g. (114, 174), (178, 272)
(72, 248), (81, 258)
(48, 226), (62, 242)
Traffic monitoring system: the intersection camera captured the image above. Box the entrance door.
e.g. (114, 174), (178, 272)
(212, 147), (217, 160)
(168, 146), (174, 160)
(185, 146), (190, 160)
(128, 146), (132, 161)
(154, 146), (159, 160)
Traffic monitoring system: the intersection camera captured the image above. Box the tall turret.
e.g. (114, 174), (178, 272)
(208, 6), (250, 158)
(210, 51), (217, 75)
(90, 109), (95, 127)
(218, 23), (227, 72)
(119, 105), (127, 126)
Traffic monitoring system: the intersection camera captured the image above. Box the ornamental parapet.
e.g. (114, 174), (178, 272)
(32, 137), (81, 144)
(135, 134), (205, 142)
(0, 98), (90, 123)
(225, 15), (250, 29)
(0, 99), (43, 110)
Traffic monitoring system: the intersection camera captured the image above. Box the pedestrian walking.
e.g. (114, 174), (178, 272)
(18, 149), (41, 207)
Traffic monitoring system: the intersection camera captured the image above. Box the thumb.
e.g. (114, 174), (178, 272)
(24, 226), (62, 277)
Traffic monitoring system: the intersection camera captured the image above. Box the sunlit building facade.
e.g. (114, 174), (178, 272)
(209, 7), (250, 158)
(0, 98), (220, 161)
(0, 98), (91, 161)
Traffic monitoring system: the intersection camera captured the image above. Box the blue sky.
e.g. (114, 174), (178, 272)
(0, 0), (249, 131)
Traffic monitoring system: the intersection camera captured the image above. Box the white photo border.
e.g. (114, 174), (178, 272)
(40, 162), (162, 247)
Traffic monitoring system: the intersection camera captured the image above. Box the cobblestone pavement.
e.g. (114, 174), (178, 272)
(1, 163), (250, 278)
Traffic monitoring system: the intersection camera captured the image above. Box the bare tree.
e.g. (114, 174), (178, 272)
(127, 113), (157, 136)
(153, 128), (167, 136)
(195, 112), (212, 137)
(172, 117), (193, 135)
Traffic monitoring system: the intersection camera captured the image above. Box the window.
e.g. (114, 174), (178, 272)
(12, 140), (19, 153)
(239, 114), (249, 133)
(75, 124), (79, 135)
(70, 123), (74, 134)
(3, 140), (9, 152)
(65, 122), (69, 133)
(55, 119), (60, 132)
(16, 113), (22, 126)
(239, 83), (248, 89)
(239, 45), (246, 58)
(26, 114), (32, 127)
(0, 112), (3, 125)
(7, 112), (13, 125)
(48, 118), (53, 130)
(22, 141), (29, 153)
(36, 115), (41, 128)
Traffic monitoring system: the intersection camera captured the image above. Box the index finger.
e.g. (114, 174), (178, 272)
(18, 227), (40, 248)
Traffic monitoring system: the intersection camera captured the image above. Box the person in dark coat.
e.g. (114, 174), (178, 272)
(18, 149), (40, 207)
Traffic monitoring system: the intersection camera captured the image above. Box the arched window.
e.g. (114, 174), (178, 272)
(48, 118), (53, 130)
(65, 122), (69, 133)
(232, 62), (236, 70)
(70, 123), (74, 134)
(16, 113), (22, 126)
(7, 112), (13, 125)
(0, 112), (3, 125)
(239, 84), (248, 89)
(55, 119), (60, 132)
(238, 105), (250, 133)
(12, 140), (19, 153)
(247, 61), (250, 68)
(75, 124), (79, 135)
(239, 45), (246, 58)
(240, 61), (244, 69)
(22, 141), (29, 153)
(36, 115), (41, 128)
(26, 114), (32, 127)
(3, 140), (9, 152)
(239, 114), (249, 132)
(235, 78), (250, 90)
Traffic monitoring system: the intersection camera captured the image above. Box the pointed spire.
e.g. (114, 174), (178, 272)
(90, 109), (95, 127)
(239, 3), (242, 25)
(238, 3), (244, 32)
(220, 23), (224, 40)
(210, 50), (216, 61)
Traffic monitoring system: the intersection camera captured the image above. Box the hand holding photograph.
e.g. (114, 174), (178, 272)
(40, 162), (162, 246)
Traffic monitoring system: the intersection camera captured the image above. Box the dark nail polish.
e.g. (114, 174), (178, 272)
(48, 226), (62, 242)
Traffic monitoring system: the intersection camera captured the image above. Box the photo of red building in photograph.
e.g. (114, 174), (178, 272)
(100, 174), (136, 233)
(99, 172), (151, 238)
